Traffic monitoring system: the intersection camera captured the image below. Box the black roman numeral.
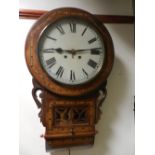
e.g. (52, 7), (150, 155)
(81, 27), (87, 36)
(70, 70), (76, 81)
(56, 25), (65, 34)
(88, 59), (97, 69)
(82, 68), (88, 77)
(88, 37), (97, 44)
(46, 57), (56, 68)
(46, 35), (57, 41)
(56, 66), (64, 78)
(91, 49), (100, 55)
(69, 22), (76, 33)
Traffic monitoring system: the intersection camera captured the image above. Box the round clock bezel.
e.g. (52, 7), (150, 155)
(37, 16), (106, 86)
(25, 7), (114, 97)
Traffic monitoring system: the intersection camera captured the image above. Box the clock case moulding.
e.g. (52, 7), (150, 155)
(25, 7), (114, 149)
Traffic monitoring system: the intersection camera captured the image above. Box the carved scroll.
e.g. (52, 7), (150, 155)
(95, 85), (107, 123)
(32, 78), (45, 122)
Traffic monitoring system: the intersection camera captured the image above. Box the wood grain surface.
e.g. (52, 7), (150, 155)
(19, 9), (134, 23)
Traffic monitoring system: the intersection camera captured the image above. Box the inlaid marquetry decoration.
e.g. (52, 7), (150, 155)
(25, 7), (114, 149)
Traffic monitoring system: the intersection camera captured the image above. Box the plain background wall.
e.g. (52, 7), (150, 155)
(19, 1), (135, 155)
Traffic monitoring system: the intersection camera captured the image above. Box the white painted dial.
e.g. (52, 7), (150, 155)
(38, 18), (105, 85)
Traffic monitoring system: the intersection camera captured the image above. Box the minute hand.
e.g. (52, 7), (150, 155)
(74, 47), (102, 52)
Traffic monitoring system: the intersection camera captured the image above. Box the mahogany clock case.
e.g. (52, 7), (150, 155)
(25, 7), (114, 149)
(25, 7), (114, 97)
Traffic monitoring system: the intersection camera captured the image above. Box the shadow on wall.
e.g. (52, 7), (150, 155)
(105, 24), (135, 52)
(50, 56), (128, 155)
(94, 56), (129, 154)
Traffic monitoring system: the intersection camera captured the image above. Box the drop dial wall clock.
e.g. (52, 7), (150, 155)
(25, 7), (114, 149)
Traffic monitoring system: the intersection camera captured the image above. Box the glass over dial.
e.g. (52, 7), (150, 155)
(38, 18), (105, 85)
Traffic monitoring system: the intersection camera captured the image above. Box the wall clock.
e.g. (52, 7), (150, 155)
(25, 7), (114, 149)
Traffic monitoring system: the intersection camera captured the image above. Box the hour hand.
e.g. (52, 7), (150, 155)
(42, 48), (63, 54)
(55, 48), (64, 54)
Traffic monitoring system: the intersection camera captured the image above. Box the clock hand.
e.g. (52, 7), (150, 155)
(55, 47), (102, 54)
(42, 48), (55, 53)
(42, 48), (64, 54)
(42, 47), (102, 55)
(67, 48), (102, 58)
(74, 47), (102, 52)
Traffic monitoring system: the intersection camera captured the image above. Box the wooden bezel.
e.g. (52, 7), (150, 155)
(25, 7), (114, 97)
